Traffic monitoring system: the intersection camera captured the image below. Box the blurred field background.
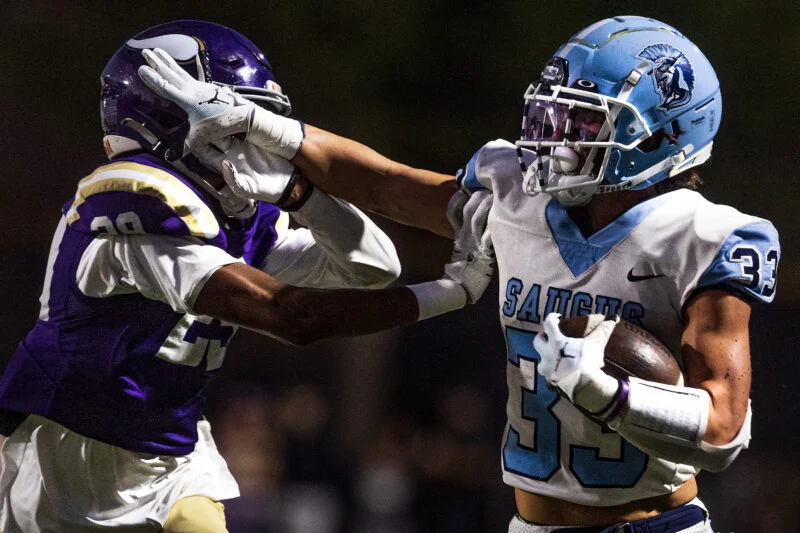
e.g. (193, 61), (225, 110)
(1, 1), (798, 531)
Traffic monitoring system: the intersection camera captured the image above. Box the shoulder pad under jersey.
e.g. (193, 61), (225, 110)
(64, 155), (220, 239)
(456, 139), (536, 195)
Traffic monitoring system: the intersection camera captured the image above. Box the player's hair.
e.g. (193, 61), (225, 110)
(653, 169), (704, 195)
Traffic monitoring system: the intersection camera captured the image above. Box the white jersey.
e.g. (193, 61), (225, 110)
(460, 140), (779, 506)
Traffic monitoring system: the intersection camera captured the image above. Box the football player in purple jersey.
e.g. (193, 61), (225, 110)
(0, 21), (495, 533)
(146, 15), (780, 533)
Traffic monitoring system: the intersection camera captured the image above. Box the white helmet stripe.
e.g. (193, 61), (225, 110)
(127, 34), (200, 62)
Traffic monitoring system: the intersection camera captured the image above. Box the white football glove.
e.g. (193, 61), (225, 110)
(138, 48), (303, 160)
(193, 139), (302, 206)
(138, 48), (250, 125)
(443, 190), (495, 304)
(445, 189), (469, 236)
(533, 313), (620, 414)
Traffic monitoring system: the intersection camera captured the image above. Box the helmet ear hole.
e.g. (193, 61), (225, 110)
(638, 130), (666, 153)
(147, 109), (186, 133)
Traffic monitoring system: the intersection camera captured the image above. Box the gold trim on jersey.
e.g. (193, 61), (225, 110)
(274, 211), (290, 235)
(66, 161), (220, 238)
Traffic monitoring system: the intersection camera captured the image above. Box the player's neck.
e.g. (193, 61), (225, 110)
(568, 188), (656, 237)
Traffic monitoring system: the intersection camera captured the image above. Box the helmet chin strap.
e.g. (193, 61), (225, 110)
(550, 176), (597, 206)
(594, 143), (698, 195)
(522, 154), (597, 207)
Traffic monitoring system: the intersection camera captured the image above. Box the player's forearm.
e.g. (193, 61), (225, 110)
(194, 262), (418, 346)
(294, 125), (458, 237)
(271, 285), (420, 344)
(682, 340), (752, 446)
(682, 290), (753, 445)
(577, 292), (755, 472)
(605, 375), (752, 472)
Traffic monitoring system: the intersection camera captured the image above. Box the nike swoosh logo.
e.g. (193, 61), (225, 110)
(626, 268), (666, 282)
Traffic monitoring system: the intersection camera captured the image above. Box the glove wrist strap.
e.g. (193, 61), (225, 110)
(592, 379), (629, 424)
(276, 172), (315, 212)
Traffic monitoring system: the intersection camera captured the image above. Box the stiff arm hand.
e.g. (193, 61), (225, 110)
(138, 48), (250, 126)
(444, 190), (495, 304)
(139, 48), (308, 208)
(407, 189), (496, 321)
(138, 48), (303, 160)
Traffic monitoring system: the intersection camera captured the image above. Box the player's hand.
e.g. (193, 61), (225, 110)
(186, 100), (303, 162)
(195, 138), (303, 207)
(533, 313), (620, 414)
(443, 190), (496, 304)
(138, 48), (304, 160)
(138, 48), (250, 125)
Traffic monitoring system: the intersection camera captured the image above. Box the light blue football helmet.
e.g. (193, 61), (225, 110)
(517, 16), (721, 206)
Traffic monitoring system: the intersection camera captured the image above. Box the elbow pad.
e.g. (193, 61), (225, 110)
(696, 405), (752, 471)
(608, 377), (752, 472)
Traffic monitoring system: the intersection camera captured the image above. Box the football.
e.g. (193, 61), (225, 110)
(558, 316), (682, 385)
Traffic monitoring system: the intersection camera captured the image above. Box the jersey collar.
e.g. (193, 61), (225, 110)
(545, 193), (671, 277)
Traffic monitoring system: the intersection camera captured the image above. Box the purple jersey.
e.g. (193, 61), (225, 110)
(0, 154), (280, 455)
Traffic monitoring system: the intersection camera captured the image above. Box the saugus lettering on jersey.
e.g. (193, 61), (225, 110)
(503, 280), (645, 326)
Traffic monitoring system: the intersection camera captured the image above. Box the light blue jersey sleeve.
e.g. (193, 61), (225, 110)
(456, 144), (491, 192)
(697, 220), (780, 303)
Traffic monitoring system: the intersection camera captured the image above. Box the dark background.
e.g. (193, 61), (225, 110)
(1, 1), (798, 531)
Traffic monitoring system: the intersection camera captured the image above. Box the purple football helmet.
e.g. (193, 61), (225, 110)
(100, 20), (291, 160)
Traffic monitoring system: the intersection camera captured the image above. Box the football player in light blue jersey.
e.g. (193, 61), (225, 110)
(0, 20), (495, 533)
(148, 15), (780, 533)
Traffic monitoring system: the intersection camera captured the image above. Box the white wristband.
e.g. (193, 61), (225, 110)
(248, 106), (304, 160)
(610, 377), (709, 443)
(407, 280), (467, 321)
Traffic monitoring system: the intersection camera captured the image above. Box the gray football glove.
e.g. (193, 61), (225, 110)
(443, 190), (496, 304)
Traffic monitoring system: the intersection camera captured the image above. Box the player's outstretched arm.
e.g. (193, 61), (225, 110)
(138, 49), (459, 237)
(195, 192), (494, 345)
(292, 125), (458, 238)
(680, 290), (752, 446)
(194, 262), (420, 345)
(196, 235), (493, 345)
